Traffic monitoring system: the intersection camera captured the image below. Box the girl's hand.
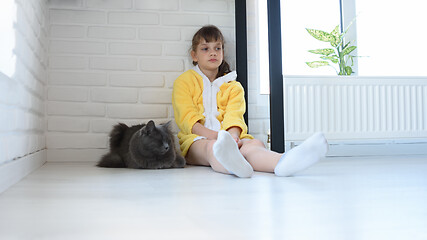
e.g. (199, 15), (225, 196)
(192, 122), (218, 140)
(230, 133), (243, 148)
(236, 138), (243, 148)
(227, 127), (242, 146)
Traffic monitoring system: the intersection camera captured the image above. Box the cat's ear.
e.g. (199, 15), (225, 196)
(146, 120), (155, 133)
(162, 121), (172, 129)
(141, 120), (155, 135)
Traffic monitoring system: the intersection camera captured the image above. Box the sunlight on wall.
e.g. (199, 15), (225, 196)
(0, 0), (17, 78)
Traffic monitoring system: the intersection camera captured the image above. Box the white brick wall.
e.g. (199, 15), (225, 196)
(0, 0), (270, 191)
(108, 12), (159, 25)
(0, 0), (48, 166)
(47, 0), (237, 162)
(0, 0), (269, 167)
(134, 0), (179, 11)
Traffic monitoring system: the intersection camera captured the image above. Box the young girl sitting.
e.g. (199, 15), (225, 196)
(172, 25), (328, 178)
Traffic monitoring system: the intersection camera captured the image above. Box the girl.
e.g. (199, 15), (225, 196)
(172, 25), (328, 178)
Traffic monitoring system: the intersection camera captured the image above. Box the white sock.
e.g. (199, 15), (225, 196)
(213, 130), (253, 178)
(274, 132), (328, 177)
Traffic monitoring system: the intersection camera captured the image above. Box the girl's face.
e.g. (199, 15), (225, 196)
(191, 39), (224, 73)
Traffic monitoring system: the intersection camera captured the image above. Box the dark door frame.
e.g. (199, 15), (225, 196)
(235, 0), (249, 125)
(235, 0), (285, 152)
(266, 0), (284, 152)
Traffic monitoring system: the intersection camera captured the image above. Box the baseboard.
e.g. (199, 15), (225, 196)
(286, 139), (427, 157)
(0, 150), (46, 194)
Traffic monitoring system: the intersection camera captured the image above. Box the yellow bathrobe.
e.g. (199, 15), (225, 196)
(172, 66), (253, 156)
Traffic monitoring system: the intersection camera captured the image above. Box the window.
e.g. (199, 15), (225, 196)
(281, 0), (341, 76)
(356, 0), (427, 76)
(259, 0), (427, 93)
(258, 0), (341, 93)
(0, 0), (17, 78)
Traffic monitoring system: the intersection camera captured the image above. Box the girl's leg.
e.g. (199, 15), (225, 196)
(186, 131), (328, 177)
(239, 132), (328, 176)
(186, 139), (229, 174)
(186, 134), (253, 178)
(239, 139), (281, 173)
(212, 131), (253, 177)
(274, 132), (328, 176)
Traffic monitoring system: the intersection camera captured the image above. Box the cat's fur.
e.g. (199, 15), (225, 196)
(97, 120), (185, 169)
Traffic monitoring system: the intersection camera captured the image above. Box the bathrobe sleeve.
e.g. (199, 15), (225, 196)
(220, 81), (251, 139)
(172, 71), (204, 136)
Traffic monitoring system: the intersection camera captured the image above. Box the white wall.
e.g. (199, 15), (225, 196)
(0, 0), (48, 165)
(0, 0), (272, 193)
(0, 0), (48, 192)
(46, 0), (238, 162)
(0, 0), (270, 168)
(246, 0), (271, 147)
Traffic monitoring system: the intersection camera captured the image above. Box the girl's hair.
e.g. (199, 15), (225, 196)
(191, 25), (231, 78)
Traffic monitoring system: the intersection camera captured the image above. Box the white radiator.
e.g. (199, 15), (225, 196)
(284, 76), (427, 156)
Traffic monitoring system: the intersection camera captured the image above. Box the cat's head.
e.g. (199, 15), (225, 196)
(138, 120), (173, 155)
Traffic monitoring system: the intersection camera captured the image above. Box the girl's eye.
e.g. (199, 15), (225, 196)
(201, 48), (208, 51)
(216, 47), (222, 51)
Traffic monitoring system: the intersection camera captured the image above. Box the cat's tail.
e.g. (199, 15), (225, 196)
(97, 152), (126, 168)
(109, 123), (129, 150)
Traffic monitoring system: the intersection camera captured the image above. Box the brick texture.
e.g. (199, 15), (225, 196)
(1, 0), (272, 190)
(0, 0), (48, 166)
(42, 0), (256, 162)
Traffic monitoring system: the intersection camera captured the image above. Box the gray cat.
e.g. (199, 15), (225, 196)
(97, 120), (185, 169)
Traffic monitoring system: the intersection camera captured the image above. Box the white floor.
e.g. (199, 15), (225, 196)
(1, 155), (427, 240)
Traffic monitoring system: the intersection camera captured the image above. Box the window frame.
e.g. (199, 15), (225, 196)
(265, 0), (357, 151)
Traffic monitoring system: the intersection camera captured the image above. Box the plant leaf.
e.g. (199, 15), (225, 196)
(306, 28), (335, 43)
(306, 61), (330, 68)
(342, 46), (357, 56)
(345, 66), (353, 75)
(321, 56), (339, 64)
(330, 25), (341, 47)
(331, 25), (340, 38)
(308, 48), (335, 56)
(342, 41), (351, 50)
(348, 55), (355, 66)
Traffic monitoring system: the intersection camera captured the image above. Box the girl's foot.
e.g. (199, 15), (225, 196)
(274, 132), (328, 177)
(213, 130), (253, 178)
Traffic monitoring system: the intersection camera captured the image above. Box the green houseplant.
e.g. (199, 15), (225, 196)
(306, 24), (357, 75)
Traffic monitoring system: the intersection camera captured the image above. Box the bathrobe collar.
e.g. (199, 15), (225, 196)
(193, 65), (237, 131)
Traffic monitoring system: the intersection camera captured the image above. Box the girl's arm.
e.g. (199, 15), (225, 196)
(222, 82), (248, 138)
(227, 126), (243, 148)
(192, 123), (242, 147)
(192, 122), (218, 140)
(172, 75), (204, 136)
